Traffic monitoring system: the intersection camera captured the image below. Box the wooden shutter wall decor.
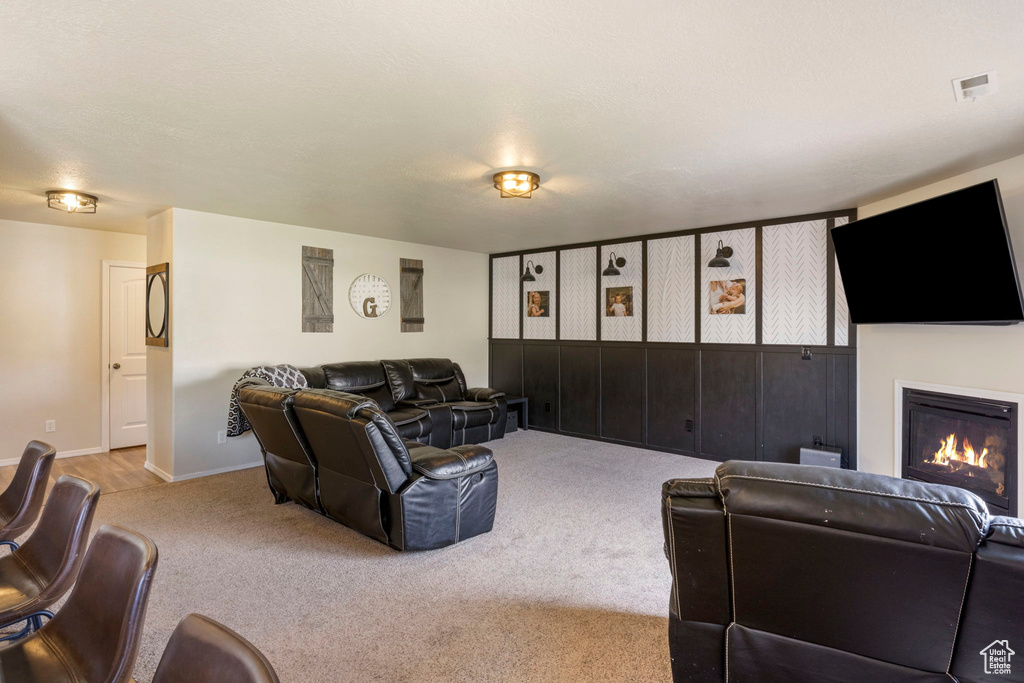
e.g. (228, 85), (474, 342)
(400, 258), (424, 332)
(302, 246), (334, 333)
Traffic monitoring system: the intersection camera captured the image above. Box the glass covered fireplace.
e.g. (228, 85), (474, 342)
(902, 388), (1018, 516)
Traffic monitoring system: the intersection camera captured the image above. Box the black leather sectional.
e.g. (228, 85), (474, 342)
(237, 382), (498, 550)
(297, 358), (507, 449)
(662, 461), (1024, 682)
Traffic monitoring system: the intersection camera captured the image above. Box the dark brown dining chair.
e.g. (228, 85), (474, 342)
(0, 440), (57, 545)
(151, 614), (281, 683)
(0, 524), (158, 683)
(0, 475), (100, 641)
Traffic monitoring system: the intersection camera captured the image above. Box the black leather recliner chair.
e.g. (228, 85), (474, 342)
(382, 358), (508, 447)
(239, 384), (499, 550)
(298, 361), (433, 443)
(298, 358), (506, 449)
(234, 382), (321, 513)
(661, 461), (1024, 683)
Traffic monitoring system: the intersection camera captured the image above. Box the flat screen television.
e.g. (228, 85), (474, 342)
(832, 179), (1024, 325)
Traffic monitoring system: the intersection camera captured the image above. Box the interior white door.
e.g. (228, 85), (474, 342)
(109, 266), (147, 449)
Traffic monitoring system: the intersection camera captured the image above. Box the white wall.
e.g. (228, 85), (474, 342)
(0, 219), (145, 460)
(146, 210), (174, 477)
(857, 152), (1024, 477)
(158, 208), (489, 479)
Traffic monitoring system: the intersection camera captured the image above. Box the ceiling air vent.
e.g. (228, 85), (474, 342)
(952, 70), (997, 102)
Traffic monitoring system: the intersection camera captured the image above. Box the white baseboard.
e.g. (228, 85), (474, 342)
(144, 459), (263, 483)
(0, 446), (105, 468)
(142, 460), (174, 482)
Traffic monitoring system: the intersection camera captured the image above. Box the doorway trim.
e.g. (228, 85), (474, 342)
(101, 260), (147, 453)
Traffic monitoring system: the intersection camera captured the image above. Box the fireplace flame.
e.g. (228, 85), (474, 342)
(931, 433), (988, 468)
(922, 432), (1007, 499)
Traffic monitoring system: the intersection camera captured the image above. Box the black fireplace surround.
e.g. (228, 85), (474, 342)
(902, 388), (1018, 516)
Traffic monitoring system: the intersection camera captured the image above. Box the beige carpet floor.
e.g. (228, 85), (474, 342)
(93, 430), (717, 682)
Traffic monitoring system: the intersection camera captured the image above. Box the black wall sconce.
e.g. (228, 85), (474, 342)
(603, 252), (627, 276)
(521, 259), (544, 282)
(708, 240), (733, 268)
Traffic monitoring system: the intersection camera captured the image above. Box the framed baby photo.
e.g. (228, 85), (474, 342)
(709, 278), (746, 315)
(605, 286), (633, 317)
(526, 290), (550, 317)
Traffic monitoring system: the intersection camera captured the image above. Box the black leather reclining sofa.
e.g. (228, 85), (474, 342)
(297, 358), (507, 449)
(237, 383), (498, 550)
(662, 461), (1024, 682)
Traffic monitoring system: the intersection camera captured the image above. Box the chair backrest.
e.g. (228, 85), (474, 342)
(237, 382), (320, 511)
(292, 389), (410, 542)
(0, 440), (56, 540)
(42, 524), (158, 683)
(404, 358), (467, 403)
(321, 361), (397, 411)
(296, 365), (326, 388)
(9, 475), (100, 609)
(950, 517), (1024, 679)
(152, 613), (280, 683)
(664, 461), (990, 681)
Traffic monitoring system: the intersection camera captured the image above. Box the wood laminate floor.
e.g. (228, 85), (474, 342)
(0, 446), (165, 495)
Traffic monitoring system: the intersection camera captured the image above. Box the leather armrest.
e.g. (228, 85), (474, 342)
(398, 398), (438, 408)
(465, 387), (505, 402)
(989, 517), (1024, 548)
(663, 478), (717, 499)
(409, 444), (493, 480)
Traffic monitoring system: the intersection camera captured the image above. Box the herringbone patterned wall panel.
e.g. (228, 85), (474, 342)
(762, 220), (828, 345)
(833, 216), (852, 346)
(600, 241), (643, 341)
(647, 235), (695, 343)
(560, 247), (597, 340)
(523, 251), (556, 339)
(491, 255), (520, 339)
(701, 228), (756, 344)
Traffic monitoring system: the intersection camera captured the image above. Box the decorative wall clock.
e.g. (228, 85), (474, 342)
(349, 273), (392, 319)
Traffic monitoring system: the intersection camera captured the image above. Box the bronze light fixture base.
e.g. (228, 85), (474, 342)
(47, 190), (98, 213)
(493, 171), (540, 198)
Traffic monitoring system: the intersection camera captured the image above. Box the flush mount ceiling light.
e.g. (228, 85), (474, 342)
(521, 259), (544, 282)
(602, 252), (627, 276)
(493, 171), (540, 199)
(47, 190), (97, 214)
(708, 240), (733, 268)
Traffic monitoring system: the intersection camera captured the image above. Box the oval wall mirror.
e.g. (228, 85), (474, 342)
(146, 263), (170, 347)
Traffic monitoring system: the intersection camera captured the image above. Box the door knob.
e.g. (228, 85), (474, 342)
(111, 363), (121, 370)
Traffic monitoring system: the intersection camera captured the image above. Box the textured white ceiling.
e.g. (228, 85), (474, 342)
(2, 0), (1023, 253)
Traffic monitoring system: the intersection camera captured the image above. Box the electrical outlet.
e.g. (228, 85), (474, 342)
(45, 420), (56, 433)
(544, 402), (552, 412)
(217, 430), (227, 444)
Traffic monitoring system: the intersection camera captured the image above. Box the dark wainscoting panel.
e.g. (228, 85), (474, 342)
(559, 345), (600, 436)
(490, 340), (857, 467)
(647, 348), (696, 452)
(523, 345), (559, 430)
(701, 350), (757, 460)
(491, 343), (523, 396)
(601, 347), (645, 444)
(831, 354), (854, 466)
(761, 351), (828, 464)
